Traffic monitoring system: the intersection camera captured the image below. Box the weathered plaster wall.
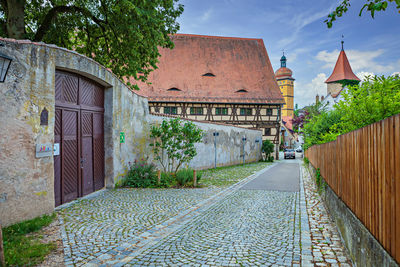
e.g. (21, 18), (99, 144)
(149, 115), (262, 171)
(0, 39), (261, 226)
(0, 40), (56, 226)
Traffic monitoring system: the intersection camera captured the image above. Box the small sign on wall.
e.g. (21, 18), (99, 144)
(120, 132), (125, 144)
(53, 143), (60, 156)
(35, 144), (53, 158)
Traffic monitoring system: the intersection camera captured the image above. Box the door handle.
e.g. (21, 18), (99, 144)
(80, 158), (86, 168)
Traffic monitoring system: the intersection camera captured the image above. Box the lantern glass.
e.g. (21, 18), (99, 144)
(0, 52), (12, 82)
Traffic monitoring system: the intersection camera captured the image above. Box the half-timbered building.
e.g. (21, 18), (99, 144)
(136, 34), (285, 150)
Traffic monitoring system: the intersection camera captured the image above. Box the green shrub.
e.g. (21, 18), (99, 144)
(262, 140), (274, 160)
(316, 168), (321, 186)
(159, 172), (177, 188)
(303, 157), (310, 165)
(175, 168), (201, 186)
(122, 159), (157, 188)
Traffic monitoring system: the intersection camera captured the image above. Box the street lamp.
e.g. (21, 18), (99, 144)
(0, 43), (12, 83)
(242, 137), (247, 165)
(213, 132), (219, 168)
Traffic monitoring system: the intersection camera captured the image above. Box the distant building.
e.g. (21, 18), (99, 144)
(275, 54), (295, 117)
(281, 116), (297, 148)
(325, 41), (360, 96)
(319, 41), (360, 110)
(136, 34), (285, 153)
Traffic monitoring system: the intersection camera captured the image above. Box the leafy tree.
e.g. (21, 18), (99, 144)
(302, 109), (343, 149)
(292, 101), (327, 134)
(1, 0), (184, 88)
(325, 0), (400, 28)
(150, 118), (203, 173)
(261, 139), (274, 162)
(334, 75), (400, 132)
(302, 75), (400, 149)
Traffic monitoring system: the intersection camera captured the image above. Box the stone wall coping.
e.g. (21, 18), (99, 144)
(0, 37), (143, 97)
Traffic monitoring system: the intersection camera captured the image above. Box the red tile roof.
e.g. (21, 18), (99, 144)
(282, 116), (294, 132)
(325, 50), (360, 83)
(134, 34), (285, 104)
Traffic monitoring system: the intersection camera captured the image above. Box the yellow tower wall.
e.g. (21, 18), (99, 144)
(277, 79), (294, 117)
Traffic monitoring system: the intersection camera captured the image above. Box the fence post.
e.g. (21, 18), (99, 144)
(157, 170), (161, 184)
(193, 170), (197, 187)
(0, 224), (5, 267)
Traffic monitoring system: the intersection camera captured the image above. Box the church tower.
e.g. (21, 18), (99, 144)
(325, 41), (360, 96)
(275, 53), (295, 117)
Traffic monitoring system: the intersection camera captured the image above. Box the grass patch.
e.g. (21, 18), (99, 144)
(199, 162), (271, 187)
(3, 213), (57, 266)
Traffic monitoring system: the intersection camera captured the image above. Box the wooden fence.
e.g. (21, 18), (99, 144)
(305, 113), (400, 263)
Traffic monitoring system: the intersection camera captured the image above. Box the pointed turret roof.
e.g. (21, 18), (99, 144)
(325, 45), (360, 83)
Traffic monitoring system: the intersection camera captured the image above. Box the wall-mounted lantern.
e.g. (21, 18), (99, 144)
(0, 43), (12, 83)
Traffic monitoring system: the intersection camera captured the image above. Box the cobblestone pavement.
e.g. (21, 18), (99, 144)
(126, 190), (300, 266)
(59, 188), (220, 266)
(302, 165), (353, 266)
(58, 162), (353, 266)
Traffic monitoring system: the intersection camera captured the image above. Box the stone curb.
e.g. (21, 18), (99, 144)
(299, 164), (313, 266)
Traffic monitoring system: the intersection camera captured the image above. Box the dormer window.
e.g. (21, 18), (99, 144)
(202, 73), (215, 77)
(236, 89), (248, 93)
(167, 87), (181, 91)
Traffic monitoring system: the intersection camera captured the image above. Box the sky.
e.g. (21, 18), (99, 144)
(176, 0), (400, 108)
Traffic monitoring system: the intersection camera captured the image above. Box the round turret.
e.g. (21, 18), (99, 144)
(275, 67), (293, 79)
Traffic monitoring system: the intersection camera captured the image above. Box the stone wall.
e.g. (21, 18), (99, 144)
(306, 163), (398, 267)
(0, 39), (261, 226)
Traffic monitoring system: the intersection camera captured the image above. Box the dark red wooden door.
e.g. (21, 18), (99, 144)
(54, 71), (104, 206)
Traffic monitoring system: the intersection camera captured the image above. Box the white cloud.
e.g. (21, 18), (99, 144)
(356, 71), (375, 81)
(316, 49), (394, 74)
(200, 9), (213, 22)
(295, 73), (328, 108)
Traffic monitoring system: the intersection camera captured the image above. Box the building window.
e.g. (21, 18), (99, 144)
(266, 108), (273, 116)
(265, 128), (271, 135)
(215, 107), (228, 115)
(164, 107), (177, 115)
(190, 107), (203, 115)
(240, 108), (252, 116)
(167, 87), (181, 91)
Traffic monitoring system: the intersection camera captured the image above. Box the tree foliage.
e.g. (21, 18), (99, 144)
(150, 118), (203, 173)
(302, 75), (400, 149)
(1, 0), (184, 88)
(325, 0), (400, 28)
(261, 139), (274, 162)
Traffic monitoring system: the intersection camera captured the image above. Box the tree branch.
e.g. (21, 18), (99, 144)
(33, 5), (105, 41)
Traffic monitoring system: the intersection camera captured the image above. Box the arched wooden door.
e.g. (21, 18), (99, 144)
(54, 70), (105, 206)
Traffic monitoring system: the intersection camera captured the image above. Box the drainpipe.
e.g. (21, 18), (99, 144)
(242, 137), (247, 165)
(213, 132), (219, 168)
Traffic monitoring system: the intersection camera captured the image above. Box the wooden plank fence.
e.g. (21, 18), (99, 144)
(305, 113), (400, 263)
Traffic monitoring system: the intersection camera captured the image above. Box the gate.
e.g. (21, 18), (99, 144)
(54, 70), (105, 206)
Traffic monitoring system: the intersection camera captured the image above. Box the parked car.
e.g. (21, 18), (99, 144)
(284, 149), (295, 159)
(295, 147), (303, 153)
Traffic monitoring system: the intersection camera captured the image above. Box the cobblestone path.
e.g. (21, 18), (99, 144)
(58, 162), (353, 266)
(302, 165), (353, 266)
(59, 188), (220, 265)
(126, 190), (300, 266)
